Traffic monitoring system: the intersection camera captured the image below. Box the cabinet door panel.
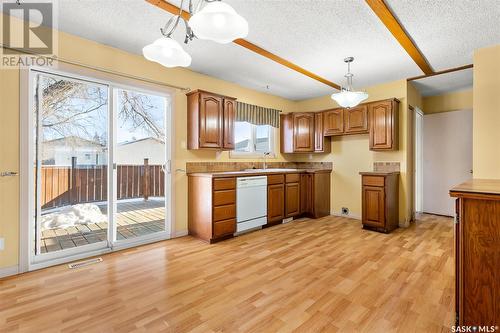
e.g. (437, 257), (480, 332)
(344, 105), (368, 134)
(223, 98), (235, 149)
(268, 184), (285, 223)
(199, 93), (223, 148)
(369, 100), (397, 150)
(362, 186), (385, 227)
(300, 174), (313, 214)
(293, 113), (315, 152)
(323, 109), (344, 136)
(285, 182), (300, 217)
(314, 113), (324, 152)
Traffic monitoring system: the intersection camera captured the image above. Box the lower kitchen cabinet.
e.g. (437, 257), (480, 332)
(360, 172), (399, 233)
(285, 173), (301, 217)
(188, 175), (236, 243)
(300, 171), (331, 218)
(267, 183), (285, 224)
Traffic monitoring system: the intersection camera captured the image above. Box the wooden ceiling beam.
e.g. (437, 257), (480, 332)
(407, 64), (473, 81)
(145, 0), (341, 90)
(365, 0), (434, 75)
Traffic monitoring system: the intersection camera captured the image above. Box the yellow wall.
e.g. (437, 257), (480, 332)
(0, 14), (412, 270)
(423, 89), (473, 114)
(473, 45), (500, 179)
(294, 80), (411, 224)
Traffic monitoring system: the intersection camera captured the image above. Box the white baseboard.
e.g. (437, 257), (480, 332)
(0, 265), (19, 279)
(331, 211), (361, 220)
(172, 230), (188, 238)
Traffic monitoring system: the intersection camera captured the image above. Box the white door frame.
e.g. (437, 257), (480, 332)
(414, 107), (424, 213)
(19, 64), (175, 272)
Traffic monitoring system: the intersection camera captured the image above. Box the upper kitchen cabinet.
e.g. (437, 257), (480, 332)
(323, 108), (344, 136)
(187, 90), (236, 150)
(281, 112), (330, 153)
(324, 105), (368, 136)
(368, 99), (399, 151)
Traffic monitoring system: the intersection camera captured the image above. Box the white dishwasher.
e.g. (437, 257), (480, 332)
(236, 176), (267, 233)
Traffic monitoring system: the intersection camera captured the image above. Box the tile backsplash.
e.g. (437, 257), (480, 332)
(186, 161), (333, 173)
(373, 162), (401, 172)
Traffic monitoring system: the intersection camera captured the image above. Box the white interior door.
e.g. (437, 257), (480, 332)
(423, 109), (473, 216)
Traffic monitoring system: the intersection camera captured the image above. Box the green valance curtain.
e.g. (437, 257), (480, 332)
(236, 101), (281, 128)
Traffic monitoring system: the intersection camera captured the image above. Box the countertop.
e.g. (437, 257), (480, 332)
(359, 171), (400, 176)
(450, 179), (500, 197)
(188, 168), (332, 178)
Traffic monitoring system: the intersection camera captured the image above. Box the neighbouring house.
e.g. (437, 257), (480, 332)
(42, 136), (107, 166)
(115, 137), (165, 165)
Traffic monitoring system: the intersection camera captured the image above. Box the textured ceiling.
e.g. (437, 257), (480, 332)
(386, 0), (500, 71)
(4, 0), (499, 100)
(412, 68), (473, 97)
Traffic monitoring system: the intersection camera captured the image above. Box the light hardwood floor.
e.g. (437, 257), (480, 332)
(0, 214), (454, 333)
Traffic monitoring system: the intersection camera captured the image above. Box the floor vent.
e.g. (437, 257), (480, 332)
(68, 257), (103, 269)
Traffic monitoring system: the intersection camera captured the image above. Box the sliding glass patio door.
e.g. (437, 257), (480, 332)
(29, 68), (171, 267)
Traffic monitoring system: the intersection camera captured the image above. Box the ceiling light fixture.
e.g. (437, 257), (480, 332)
(143, 0), (248, 68)
(331, 57), (368, 108)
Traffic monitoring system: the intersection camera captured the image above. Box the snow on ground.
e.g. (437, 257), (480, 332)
(41, 203), (107, 230)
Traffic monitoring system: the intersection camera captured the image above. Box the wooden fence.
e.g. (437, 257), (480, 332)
(40, 158), (165, 209)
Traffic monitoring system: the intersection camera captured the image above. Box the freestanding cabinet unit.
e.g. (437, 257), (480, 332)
(450, 179), (500, 326)
(360, 171), (399, 233)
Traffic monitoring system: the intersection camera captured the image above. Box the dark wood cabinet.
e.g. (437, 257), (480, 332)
(285, 173), (301, 217)
(323, 108), (344, 136)
(368, 99), (399, 151)
(267, 174), (285, 225)
(300, 174), (313, 214)
(450, 180), (500, 326)
(187, 90), (236, 150)
(314, 113), (331, 153)
(344, 105), (368, 134)
(281, 112), (330, 154)
(223, 98), (236, 149)
(360, 172), (399, 233)
(188, 175), (236, 243)
(293, 113), (315, 152)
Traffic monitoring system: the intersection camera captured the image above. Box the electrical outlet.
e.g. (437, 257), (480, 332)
(341, 207), (349, 215)
(0, 238), (4, 251)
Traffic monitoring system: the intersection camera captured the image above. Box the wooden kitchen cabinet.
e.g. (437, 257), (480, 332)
(285, 174), (301, 217)
(450, 180), (500, 326)
(267, 174), (285, 225)
(187, 90), (236, 150)
(360, 172), (399, 233)
(323, 108), (344, 136)
(281, 113), (330, 153)
(344, 105), (368, 134)
(300, 171), (331, 218)
(368, 99), (399, 151)
(300, 174), (313, 214)
(188, 175), (236, 243)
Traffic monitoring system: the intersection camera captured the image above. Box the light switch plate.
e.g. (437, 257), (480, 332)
(0, 238), (4, 251)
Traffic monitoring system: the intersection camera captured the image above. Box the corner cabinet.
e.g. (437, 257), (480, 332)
(280, 112), (331, 153)
(368, 99), (399, 151)
(187, 90), (236, 150)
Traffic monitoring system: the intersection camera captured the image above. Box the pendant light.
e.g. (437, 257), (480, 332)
(189, 1), (248, 44)
(143, 0), (248, 68)
(331, 57), (368, 108)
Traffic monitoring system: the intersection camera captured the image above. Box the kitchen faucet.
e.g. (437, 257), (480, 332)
(263, 151), (271, 169)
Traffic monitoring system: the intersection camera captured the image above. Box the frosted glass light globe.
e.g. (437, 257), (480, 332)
(189, 2), (248, 44)
(331, 90), (369, 108)
(142, 37), (192, 68)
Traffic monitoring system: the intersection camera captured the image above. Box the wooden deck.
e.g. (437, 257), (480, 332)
(40, 200), (165, 253)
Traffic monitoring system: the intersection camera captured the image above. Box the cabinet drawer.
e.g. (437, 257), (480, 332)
(362, 176), (385, 187)
(285, 173), (300, 183)
(213, 204), (236, 221)
(213, 190), (236, 206)
(213, 177), (236, 190)
(213, 218), (236, 237)
(268, 174), (284, 185)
